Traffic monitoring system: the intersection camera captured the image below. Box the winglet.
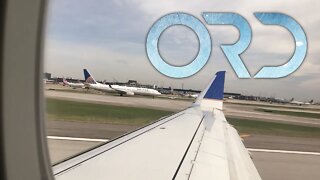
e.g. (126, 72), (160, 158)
(194, 71), (226, 111)
(83, 69), (96, 84)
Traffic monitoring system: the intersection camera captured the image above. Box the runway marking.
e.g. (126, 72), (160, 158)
(248, 148), (320, 156)
(47, 136), (108, 142)
(240, 134), (251, 138)
(47, 136), (320, 156)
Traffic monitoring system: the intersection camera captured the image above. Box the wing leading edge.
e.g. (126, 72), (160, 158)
(53, 71), (261, 180)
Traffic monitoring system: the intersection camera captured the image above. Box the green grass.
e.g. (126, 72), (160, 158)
(226, 117), (320, 137)
(226, 101), (320, 112)
(46, 98), (174, 125)
(255, 108), (320, 119)
(46, 98), (320, 137)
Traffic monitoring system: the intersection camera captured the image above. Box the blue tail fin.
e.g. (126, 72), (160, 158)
(83, 69), (96, 84)
(203, 71), (225, 100)
(194, 71), (226, 110)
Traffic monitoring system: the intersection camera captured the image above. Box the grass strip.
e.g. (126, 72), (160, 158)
(226, 117), (320, 137)
(46, 98), (174, 125)
(46, 98), (320, 137)
(226, 101), (320, 112)
(255, 108), (320, 119)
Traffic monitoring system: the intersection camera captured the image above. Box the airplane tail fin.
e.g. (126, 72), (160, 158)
(62, 78), (68, 86)
(194, 71), (225, 111)
(310, 99), (314, 104)
(83, 69), (97, 84)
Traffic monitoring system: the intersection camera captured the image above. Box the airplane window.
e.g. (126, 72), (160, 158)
(42, 1), (320, 180)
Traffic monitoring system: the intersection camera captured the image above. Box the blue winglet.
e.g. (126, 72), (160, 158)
(203, 71), (225, 100)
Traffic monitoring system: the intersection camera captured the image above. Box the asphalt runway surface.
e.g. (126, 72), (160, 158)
(252, 151), (320, 180)
(46, 120), (320, 153)
(47, 138), (320, 180)
(48, 139), (101, 164)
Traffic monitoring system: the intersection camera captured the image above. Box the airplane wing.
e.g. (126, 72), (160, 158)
(52, 71), (261, 180)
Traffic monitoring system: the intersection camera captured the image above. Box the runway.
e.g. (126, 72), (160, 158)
(46, 120), (320, 153)
(46, 120), (138, 140)
(252, 151), (320, 180)
(47, 138), (320, 180)
(48, 139), (101, 164)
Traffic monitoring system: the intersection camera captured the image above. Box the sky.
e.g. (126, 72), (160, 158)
(44, 0), (320, 102)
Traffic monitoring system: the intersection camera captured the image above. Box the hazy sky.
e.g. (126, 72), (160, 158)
(44, 0), (320, 101)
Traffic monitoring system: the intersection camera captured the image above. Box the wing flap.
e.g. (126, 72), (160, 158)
(174, 109), (261, 180)
(174, 110), (230, 180)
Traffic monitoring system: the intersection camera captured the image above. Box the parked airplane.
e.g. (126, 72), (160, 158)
(53, 71), (261, 179)
(62, 78), (84, 88)
(84, 69), (161, 96)
(190, 93), (199, 98)
(272, 97), (293, 104)
(43, 79), (55, 84)
(83, 69), (115, 92)
(183, 93), (199, 98)
(290, 99), (304, 105)
(290, 98), (314, 105)
(109, 84), (161, 96)
(305, 99), (314, 105)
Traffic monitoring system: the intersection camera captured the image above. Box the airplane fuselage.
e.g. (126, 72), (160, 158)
(63, 81), (84, 88)
(290, 100), (305, 105)
(87, 83), (161, 96)
(111, 85), (161, 96)
(86, 83), (114, 92)
(68, 83), (84, 88)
